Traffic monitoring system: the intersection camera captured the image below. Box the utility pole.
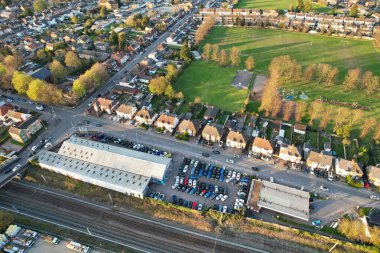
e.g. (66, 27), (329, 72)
(108, 193), (114, 205)
(41, 174), (48, 185)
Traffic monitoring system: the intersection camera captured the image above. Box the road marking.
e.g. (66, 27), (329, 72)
(13, 182), (269, 253)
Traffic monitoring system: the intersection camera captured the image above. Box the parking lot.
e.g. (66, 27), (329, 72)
(148, 155), (251, 213)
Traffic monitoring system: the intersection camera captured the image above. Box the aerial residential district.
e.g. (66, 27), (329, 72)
(0, 0), (380, 252)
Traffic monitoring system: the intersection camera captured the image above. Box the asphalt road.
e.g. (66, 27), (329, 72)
(0, 182), (305, 253)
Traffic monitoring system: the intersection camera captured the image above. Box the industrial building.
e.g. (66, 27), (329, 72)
(36, 136), (172, 198)
(247, 179), (310, 221)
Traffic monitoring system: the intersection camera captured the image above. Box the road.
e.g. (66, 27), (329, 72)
(0, 182), (310, 253)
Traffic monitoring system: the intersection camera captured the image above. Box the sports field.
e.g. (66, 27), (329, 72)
(235, 0), (330, 12)
(174, 61), (249, 112)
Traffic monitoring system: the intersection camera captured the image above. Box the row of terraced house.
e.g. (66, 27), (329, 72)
(198, 8), (379, 37)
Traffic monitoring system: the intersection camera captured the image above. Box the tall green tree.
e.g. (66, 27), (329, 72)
(65, 51), (82, 70)
(27, 79), (46, 101)
(149, 77), (170, 96)
(180, 41), (192, 62)
(109, 31), (118, 46)
(118, 32), (127, 51)
(349, 4), (358, 17)
(33, 0), (47, 12)
(49, 60), (67, 84)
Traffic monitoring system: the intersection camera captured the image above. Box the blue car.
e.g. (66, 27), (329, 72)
(199, 167), (204, 177)
(189, 188), (197, 195)
(210, 192), (218, 200)
(218, 205), (223, 212)
(172, 195), (177, 204)
(204, 191), (213, 198)
(191, 167), (195, 175)
(207, 167), (213, 179)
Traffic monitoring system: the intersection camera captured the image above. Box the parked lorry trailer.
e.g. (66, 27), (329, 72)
(11, 237), (34, 248)
(67, 241), (91, 253)
(41, 234), (60, 245)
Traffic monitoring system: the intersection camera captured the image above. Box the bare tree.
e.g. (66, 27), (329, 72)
(344, 68), (361, 90)
(271, 96), (282, 117)
(308, 101), (323, 125)
(218, 49), (228, 66)
(374, 128), (380, 141)
(245, 56), (255, 71)
(362, 71), (379, 95)
(229, 47), (241, 67)
(283, 101), (294, 121)
(360, 118), (377, 138)
(319, 106), (332, 129)
(202, 43), (212, 62)
(325, 67), (338, 87)
(333, 107), (351, 132)
(303, 64), (316, 83)
(295, 102), (307, 123)
(211, 44), (219, 62)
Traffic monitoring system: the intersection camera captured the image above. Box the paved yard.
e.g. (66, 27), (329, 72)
(148, 154), (243, 211)
(29, 238), (104, 253)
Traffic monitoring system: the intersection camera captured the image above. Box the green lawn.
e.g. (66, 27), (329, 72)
(174, 61), (248, 112)
(235, 0), (330, 12)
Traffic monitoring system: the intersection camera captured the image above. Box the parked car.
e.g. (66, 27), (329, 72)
(198, 203), (203, 211)
(370, 195), (380, 200)
(251, 167), (259, 171)
(159, 193), (165, 201)
(226, 159), (234, 164)
(12, 164), (21, 172)
(213, 150), (220, 154)
(154, 192), (160, 200)
(222, 206), (228, 213)
(269, 177), (274, 183)
(172, 195), (177, 204)
(320, 185), (329, 192)
(202, 153), (210, 157)
(221, 195), (228, 202)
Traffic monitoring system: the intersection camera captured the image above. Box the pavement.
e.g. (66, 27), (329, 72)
(0, 182), (303, 253)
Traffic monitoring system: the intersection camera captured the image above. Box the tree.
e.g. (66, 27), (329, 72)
(336, 124), (351, 144)
(179, 41), (191, 62)
(49, 60), (67, 84)
(324, 67), (338, 86)
(125, 14), (136, 27)
(195, 16), (215, 44)
(27, 79), (46, 101)
(194, 96), (202, 104)
(283, 101), (294, 121)
(362, 71), (379, 95)
(304, 0), (312, 12)
(360, 118), (377, 138)
(4, 54), (23, 70)
(319, 106), (332, 129)
(245, 56), (255, 71)
(149, 77), (170, 96)
(374, 128), (380, 141)
(33, 0), (47, 12)
(303, 64), (315, 83)
(65, 51), (82, 69)
(166, 64), (178, 81)
(23, 7), (34, 17)
(72, 78), (87, 97)
(219, 49), (228, 67)
(175, 91), (184, 100)
(12, 71), (33, 94)
(118, 32), (126, 51)
(344, 68), (361, 90)
(349, 4), (358, 17)
(109, 31), (118, 46)
(99, 6), (108, 18)
(36, 49), (47, 63)
(308, 101), (323, 125)
(295, 102), (307, 123)
(164, 84), (174, 98)
(271, 96), (282, 117)
(71, 15), (79, 24)
(202, 43), (212, 62)
(297, 0), (304, 10)
(211, 44), (219, 62)
(229, 47), (241, 67)
(357, 146), (369, 165)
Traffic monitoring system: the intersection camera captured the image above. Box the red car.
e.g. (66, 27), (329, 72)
(200, 189), (207, 196)
(184, 177), (188, 186)
(192, 201), (197, 210)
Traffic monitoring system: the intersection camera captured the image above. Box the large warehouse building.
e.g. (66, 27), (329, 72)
(36, 136), (172, 198)
(247, 179), (310, 221)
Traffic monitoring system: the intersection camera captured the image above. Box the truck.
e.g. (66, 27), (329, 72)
(11, 237), (34, 248)
(21, 229), (39, 239)
(4, 245), (26, 253)
(41, 235), (60, 245)
(67, 241), (91, 253)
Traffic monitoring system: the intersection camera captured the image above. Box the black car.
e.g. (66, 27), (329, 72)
(202, 153), (210, 157)
(212, 150), (220, 154)
(251, 167), (259, 171)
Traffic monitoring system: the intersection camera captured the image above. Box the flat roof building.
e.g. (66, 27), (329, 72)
(247, 179), (310, 221)
(36, 136), (172, 198)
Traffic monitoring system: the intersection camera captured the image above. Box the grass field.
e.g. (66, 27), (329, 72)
(235, 0), (330, 12)
(174, 61), (248, 112)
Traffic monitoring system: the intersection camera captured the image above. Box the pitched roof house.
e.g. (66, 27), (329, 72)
(134, 108), (157, 125)
(155, 113), (179, 132)
(115, 104), (137, 120)
(294, 123), (307, 135)
(204, 106), (219, 121)
(93, 98), (118, 115)
(306, 151), (333, 171)
(202, 124), (223, 143)
(335, 159), (363, 178)
(368, 166), (380, 186)
(177, 119), (200, 137)
(279, 144), (302, 164)
(251, 137), (274, 157)
(226, 131), (247, 149)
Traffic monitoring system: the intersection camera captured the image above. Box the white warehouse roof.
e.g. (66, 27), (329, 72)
(38, 151), (149, 196)
(58, 136), (171, 181)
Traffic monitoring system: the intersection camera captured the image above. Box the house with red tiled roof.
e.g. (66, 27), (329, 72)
(177, 119), (201, 137)
(226, 131), (247, 149)
(93, 98), (119, 115)
(155, 113), (179, 133)
(115, 104), (137, 120)
(134, 108), (157, 125)
(251, 137), (274, 157)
